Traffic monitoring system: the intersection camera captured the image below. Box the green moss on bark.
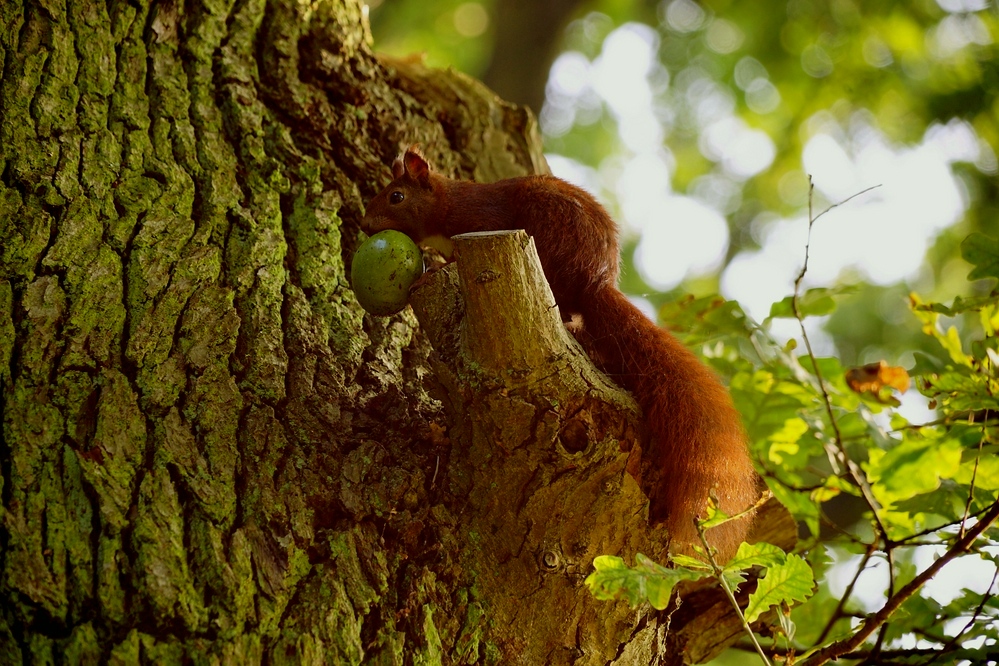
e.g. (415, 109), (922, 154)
(0, 0), (643, 661)
(0, 279), (12, 388)
(132, 467), (208, 632)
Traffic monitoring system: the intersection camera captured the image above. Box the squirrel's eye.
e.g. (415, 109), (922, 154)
(389, 191), (405, 204)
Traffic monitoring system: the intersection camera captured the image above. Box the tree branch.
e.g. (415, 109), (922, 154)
(793, 178), (888, 541)
(802, 498), (999, 666)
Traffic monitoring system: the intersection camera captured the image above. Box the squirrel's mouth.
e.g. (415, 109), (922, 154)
(359, 215), (388, 236)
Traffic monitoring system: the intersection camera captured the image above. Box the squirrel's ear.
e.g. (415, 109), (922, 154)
(391, 154), (405, 179)
(391, 143), (422, 179)
(403, 145), (431, 184)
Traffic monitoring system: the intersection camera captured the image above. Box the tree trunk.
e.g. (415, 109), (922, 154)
(481, 0), (583, 114)
(0, 0), (791, 663)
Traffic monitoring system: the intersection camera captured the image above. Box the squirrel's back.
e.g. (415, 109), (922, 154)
(362, 147), (760, 558)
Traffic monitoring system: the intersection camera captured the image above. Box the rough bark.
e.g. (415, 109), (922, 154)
(0, 0), (792, 663)
(408, 230), (656, 663)
(405, 231), (798, 665)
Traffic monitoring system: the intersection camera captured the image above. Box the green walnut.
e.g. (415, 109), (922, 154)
(351, 230), (424, 316)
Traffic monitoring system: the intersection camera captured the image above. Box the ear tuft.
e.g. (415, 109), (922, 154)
(403, 144), (431, 183)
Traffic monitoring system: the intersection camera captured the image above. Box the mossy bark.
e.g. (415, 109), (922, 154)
(0, 0), (788, 663)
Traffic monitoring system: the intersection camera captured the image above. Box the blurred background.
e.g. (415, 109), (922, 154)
(367, 0), (997, 380)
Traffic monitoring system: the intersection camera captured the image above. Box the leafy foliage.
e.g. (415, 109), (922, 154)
(585, 541), (814, 624)
(586, 553), (710, 611)
(743, 548), (813, 625)
(962, 232), (999, 284)
(588, 232), (999, 664)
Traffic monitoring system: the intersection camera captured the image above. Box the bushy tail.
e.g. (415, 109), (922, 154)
(577, 286), (760, 559)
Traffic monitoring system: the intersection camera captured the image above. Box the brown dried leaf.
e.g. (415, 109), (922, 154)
(845, 360), (911, 404)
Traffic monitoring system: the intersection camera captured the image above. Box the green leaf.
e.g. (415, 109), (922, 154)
(768, 480), (821, 537)
(961, 232), (999, 284)
(769, 288), (839, 319)
(585, 556), (632, 602)
(922, 367), (999, 414)
(939, 326), (972, 367)
(866, 435), (963, 507)
(722, 568), (749, 591)
(892, 489), (963, 523)
(954, 452), (999, 492)
(586, 564), (639, 605)
(765, 416), (811, 467)
(744, 554), (815, 623)
(658, 295), (752, 340)
(700, 500), (731, 529)
(585, 554), (710, 610)
(669, 553), (712, 570)
(884, 593), (944, 644)
(913, 294), (999, 316)
(592, 554), (625, 571)
(723, 541), (787, 572)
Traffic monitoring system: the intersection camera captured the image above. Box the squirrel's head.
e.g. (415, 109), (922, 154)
(362, 144), (438, 241)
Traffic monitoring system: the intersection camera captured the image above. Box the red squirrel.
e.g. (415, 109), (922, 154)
(361, 145), (760, 559)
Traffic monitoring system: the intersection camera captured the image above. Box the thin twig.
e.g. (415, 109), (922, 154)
(871, 547), (896, 661)
(959, 284), (993, 539)
(929, 564), (999, 666)
(814, 543), (876, 645)
(961, 419), (988, 539)
(801, 498), (999, 666)
(886, 413), (999, 432)
(734, 641), (999, 662)
(894, 504), (996, 544)
(808, 183), (883, 228)
(794, 178), (888, 545)
(694, 520), (773, 666)
(961, 441), (983, 539)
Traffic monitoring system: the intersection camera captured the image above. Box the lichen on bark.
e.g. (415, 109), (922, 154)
(0, 0), (779, 662)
